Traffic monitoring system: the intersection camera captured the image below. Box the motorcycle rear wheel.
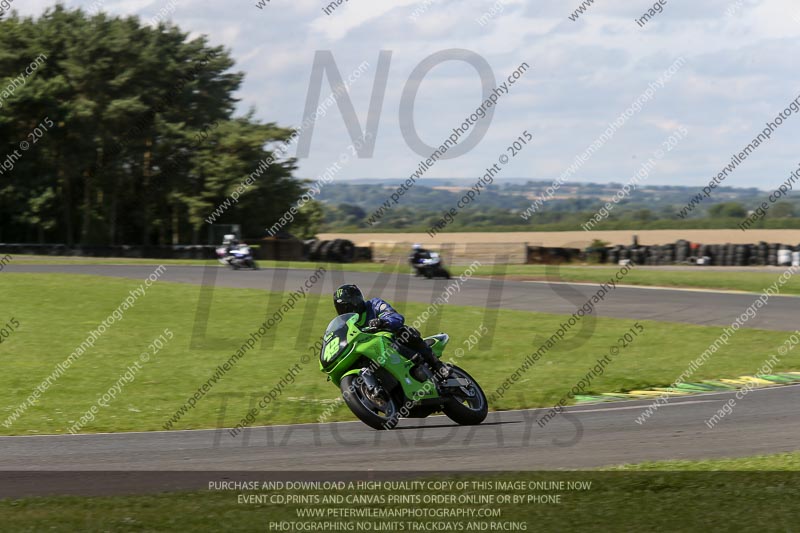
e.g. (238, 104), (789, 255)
(442, 365), (488, 425)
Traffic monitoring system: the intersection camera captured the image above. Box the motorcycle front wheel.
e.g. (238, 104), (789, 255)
(341, 373), (400, 430)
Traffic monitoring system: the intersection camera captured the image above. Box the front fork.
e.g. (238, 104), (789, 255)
(360, 367), (381, 393)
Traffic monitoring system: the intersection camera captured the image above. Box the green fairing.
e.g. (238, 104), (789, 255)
(318, 313), (447, 401)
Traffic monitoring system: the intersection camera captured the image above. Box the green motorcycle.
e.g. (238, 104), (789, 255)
(319, 313), (488, 430)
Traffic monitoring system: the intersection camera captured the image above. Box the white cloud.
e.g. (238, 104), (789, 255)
(309, 0), (420, 41)
(12, 0), (800, 187)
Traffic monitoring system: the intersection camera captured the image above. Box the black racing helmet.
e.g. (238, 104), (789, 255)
(333, 284), (366, 316)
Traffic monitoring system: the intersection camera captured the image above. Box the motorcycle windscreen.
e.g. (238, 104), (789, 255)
(319, 313), (359, 370)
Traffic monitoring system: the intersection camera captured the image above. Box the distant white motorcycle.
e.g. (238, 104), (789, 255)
(216, 243), (258, 270)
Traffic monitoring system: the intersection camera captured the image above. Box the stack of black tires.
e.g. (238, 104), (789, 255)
(304, 239), (356, 263)
(642, 243), (673, 265)
(606, 245), (624, 264)
(599, 240), (800, 266)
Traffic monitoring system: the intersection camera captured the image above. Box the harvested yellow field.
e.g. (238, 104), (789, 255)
(319, 230), (800, 248)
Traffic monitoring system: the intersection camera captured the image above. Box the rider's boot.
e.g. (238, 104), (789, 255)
(418, 348), (450, 384)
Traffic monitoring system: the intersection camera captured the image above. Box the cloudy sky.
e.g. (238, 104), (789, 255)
(12, 0), (800, 190)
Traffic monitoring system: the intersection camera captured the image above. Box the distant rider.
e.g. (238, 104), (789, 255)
(409, 244), (431, 277)
(223, 234), (240, 255)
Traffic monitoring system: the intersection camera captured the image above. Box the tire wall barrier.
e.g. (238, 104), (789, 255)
(599, 240), (800, 267)
(303, 239), (363, 263)
(5, 240), (798, 267)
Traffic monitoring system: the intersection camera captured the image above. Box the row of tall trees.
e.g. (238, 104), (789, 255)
(0, 6), (310, 245)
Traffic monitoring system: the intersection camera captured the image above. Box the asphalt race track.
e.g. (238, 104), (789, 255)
(8, 264), (800, 331)
(3, 264), (800, 497)
(1, 385), (798, 496)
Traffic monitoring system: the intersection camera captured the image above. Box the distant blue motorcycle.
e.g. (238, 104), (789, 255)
(410, 251), (450, 279)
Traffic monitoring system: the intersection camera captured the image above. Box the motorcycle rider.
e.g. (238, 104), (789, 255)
(332, 284), (450, 381)
(409, 244), (431, 277)
(223, 234), (240, 255)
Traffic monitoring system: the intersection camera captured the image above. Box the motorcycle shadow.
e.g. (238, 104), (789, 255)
(392, 420), (520, 431)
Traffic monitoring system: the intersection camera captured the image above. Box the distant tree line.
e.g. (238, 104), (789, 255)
(318, 183), (799, 233)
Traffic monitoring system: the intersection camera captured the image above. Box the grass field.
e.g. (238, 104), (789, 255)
(0, 273), (796, 435)
(1, 452), (798, 532)
(11, 255), (800, 295)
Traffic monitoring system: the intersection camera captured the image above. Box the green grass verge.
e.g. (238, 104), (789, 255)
(607, 451), (800, 471)
(11, 255), (217, 266)
(11, 255), (800, 294)
(480, 263), (800, 295)
(0, 273), (796, 435)
(1, 453), (798, 532)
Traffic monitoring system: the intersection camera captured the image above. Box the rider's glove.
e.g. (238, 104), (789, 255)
(368, 318), (387, 330)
